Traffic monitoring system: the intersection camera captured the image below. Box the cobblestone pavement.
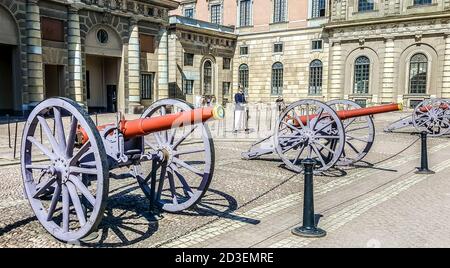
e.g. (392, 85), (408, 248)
(1, 111), (450, 247)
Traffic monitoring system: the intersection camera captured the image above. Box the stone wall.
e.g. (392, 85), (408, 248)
(233, 27), (329, 103)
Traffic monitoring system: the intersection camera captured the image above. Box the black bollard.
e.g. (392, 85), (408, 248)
(415, 131), (435, 174)
(291, 158), (326, 238)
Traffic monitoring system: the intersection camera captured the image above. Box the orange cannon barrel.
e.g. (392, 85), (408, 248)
(290, 103), (402, 126)
(418, 103), (449, 112)
(121, 105), (224, 139)
(77, 105), (224, 144)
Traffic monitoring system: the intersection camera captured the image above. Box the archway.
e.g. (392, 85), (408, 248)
(0, 5), (20, 114)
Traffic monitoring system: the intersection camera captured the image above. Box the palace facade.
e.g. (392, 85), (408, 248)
(0, 0), (178, 115)
(3, 0), (450, 115)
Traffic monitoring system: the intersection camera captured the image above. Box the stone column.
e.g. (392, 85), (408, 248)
(26, 0), (44, 106)
(68, 7), (83, 105)
(381, 37), (395, 104)
(127, 18), (141, 113)
(157, 28), (169, 99)
(441, 35), (450, 99)
(329, 40), (343, 100)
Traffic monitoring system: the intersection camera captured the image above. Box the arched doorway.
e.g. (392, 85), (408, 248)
(85, 25), (123, 113)
(0, 6), (20, 114)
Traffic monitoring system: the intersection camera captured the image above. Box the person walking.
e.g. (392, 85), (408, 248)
(233, 86), (247, 133)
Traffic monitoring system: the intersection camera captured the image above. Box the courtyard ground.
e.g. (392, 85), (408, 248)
(0, 108), (450, 248)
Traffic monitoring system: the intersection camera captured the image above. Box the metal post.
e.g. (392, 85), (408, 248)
(256, 105), (260, 134)
(39, 124), (43, 144)
(415, 131), (435, 174)
(95, 112), (98, 126)
(292, 158), (326, 238)
(13, 120), (18, 159)
(268, 105), (272, 131)
(7, 114), (11, 148)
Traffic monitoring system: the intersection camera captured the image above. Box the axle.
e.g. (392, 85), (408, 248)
(77, 105), (224, 144)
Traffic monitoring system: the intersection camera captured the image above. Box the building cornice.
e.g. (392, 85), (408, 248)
(325, 11), (450, 30)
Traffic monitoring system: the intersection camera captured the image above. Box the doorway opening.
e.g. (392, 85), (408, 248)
(86, 55), (120, 113)
(44, 64), (65, 98)
(0, 44), (15, 115)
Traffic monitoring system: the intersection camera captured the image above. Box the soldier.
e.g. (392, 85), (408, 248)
(233, 85), (247, 133)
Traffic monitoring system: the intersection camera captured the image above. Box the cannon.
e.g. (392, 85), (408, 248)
(384, 98), (450, 137)
(241, 99), (402, 173)
(20, 97), (224, 242)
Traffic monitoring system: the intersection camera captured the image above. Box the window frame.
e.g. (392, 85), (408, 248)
(184, 52), (194, 66)
(140, 73), (154, 100)
(183, 78), (194, 95)
(353, 56), (370, 94)
(309, 59), (323, 95)
(273, 42), (284, 53)
(311, 0), (326, 18)
(311, 39), (323, 51)
(240, 46), (249, 55)
(408, 53), (428, 94)
(203, 60), (213, 95)
(273, 0), (287, 23)
(239, 0), (252, 27)
(184, 7), (194, 18)
(413, 0), (432, 6)
(223, 82), (231, 95)
(210, 4), (222, 25)
(238, 64), (249, 95)
(223, 58), (231, 69)
(271, 62), (284, 95)
(358, 0), (375, 12)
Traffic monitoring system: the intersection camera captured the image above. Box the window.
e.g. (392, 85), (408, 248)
(273, 0), (287, 23)
(97, 29), (109, 44)
(354, 56), (370, 94)
(239, 64), (249, 95)
(358, 0), (374, 12)
(271, 62), (283, 95)
(274, 43), (283, 53)
(409, 99), (423, 109)
(355, 99), (367, 108)
(240, 46), (249, 55)
(240, 0), (251, 27)
(312, 40), (323, 50)
(41, 17), (64, 42)
(183, 79), (194, 95)
(210, 4), (221, 24)
(184, 53), (194, 66)
(203, 60), (213, 94)
(312, 0), (326, 18)
(414, 0), (432, 5)
(223, 58), (231, 69)
(309, 60), (323, 95)
(184, 8), (194, 18)
(140, 34), (155, 53)
(141, 73), (154, 99)
(223, 82), (231, 95)
(409, 53), (428, 94)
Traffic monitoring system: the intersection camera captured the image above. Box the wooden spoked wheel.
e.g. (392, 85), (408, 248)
(21, 98), (109, 242)
(137, 99), (215, 212)
(327, 99), (375, 166)
(274, 99), (345, 173)
(412, 98), (450, 137)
